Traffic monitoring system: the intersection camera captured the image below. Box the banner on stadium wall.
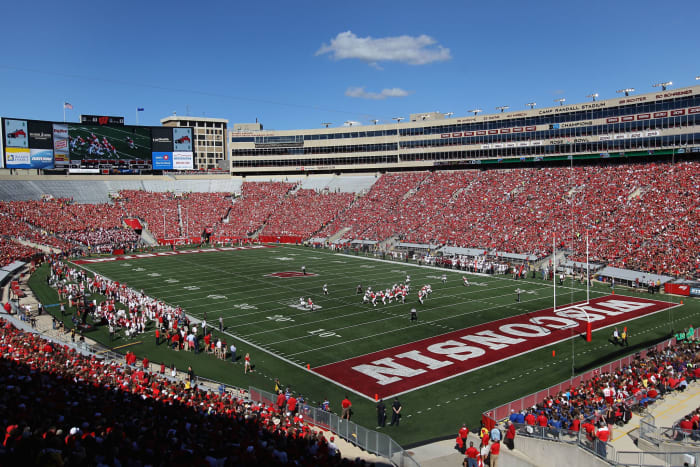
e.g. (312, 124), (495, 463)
(152, 151), (173, 170)
(52, 123), (69, 166)
(664, 283), (691, 296)
(172, 151), (194, 170)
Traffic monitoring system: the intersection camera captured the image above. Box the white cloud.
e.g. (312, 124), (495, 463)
(345, 87), (411, 100)
(317, 31), (451, 66)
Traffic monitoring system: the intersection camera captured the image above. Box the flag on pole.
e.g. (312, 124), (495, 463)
(137, 108), (144, 111)
(63, 102), (73, 109)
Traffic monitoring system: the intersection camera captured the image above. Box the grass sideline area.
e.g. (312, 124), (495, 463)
(28, 244), (700, 447)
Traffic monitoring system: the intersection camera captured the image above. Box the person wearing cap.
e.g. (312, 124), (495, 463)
(328, 436), (339, 457)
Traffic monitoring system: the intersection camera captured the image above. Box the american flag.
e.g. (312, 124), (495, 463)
(64, 102), (73, 110)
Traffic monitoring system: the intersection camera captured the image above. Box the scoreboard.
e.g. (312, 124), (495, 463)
(80, 115), (125, 126)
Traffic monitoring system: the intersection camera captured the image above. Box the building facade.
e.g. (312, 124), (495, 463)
(229, 86), (700, 174)
(161, 116), (228, 170)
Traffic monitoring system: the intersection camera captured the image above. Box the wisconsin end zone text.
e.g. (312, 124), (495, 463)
(314, 295), (677, 400)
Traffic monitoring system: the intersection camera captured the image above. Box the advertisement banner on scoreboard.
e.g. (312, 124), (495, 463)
(152, 151), (173, 170)
(52, 123), (69, 166)
(151, 127), (174, 152)
(173, 151), (194, 170)
(4, 119), (28, 148)
(28, 121), (54, 149)
(5, 147), (30, 167)
(7, 148), (55, 169)
(173, 127), (193, 152)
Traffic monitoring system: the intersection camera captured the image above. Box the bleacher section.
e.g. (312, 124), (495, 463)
(0, 162), (697, 278)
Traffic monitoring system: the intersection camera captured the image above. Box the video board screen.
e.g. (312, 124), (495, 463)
(68, 124), (151, 161)
(2, 116), (194, 171)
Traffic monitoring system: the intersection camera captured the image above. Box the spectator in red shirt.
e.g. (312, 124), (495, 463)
(490, 440), (501, 467)
(287, 394), (297, 415)
(459, 423), (469, 446)
(276, 390), (286, 414)
(341, 396), (352, 420)
(464, 441), (479, 467)
(505, 421), (516, 450)
(524, 411), (536, 425)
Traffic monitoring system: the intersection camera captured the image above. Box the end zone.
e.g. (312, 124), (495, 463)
(313, 294), (678, 400)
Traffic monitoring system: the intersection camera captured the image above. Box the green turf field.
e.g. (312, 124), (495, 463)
(29, 244), (700, 446)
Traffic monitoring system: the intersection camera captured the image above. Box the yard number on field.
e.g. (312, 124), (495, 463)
(307, 328), (341, 338)
(267, 314), (295, 322)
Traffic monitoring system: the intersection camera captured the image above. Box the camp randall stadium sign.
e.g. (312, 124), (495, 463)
(314, 295), (678, 400)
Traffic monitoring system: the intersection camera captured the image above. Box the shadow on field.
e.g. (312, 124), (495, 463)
(573, 333), (674, 374)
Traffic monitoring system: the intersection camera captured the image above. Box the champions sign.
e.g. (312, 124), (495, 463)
(314, 295), (677, 400)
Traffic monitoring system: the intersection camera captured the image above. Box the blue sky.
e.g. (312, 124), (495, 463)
(1, 0), (698, 130)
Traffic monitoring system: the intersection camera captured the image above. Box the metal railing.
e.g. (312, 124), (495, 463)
(509, 422), (617, 464)
(615, 451), (699, 466)
(248, 387), (419, 467)
(640, 413), (700, 448)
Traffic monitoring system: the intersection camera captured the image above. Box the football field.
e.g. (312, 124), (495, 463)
(56, 244), (698, 445)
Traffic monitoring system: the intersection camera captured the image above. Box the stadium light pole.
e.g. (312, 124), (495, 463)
(468, 109), (482, 116)
(652, 81), (672, 91)
(586, 93), (599, 102)
(496, 106), (509, 113)
(555, 98), (566, 106)
(616, 88), (635, 97)
(526, 102), (536, 109)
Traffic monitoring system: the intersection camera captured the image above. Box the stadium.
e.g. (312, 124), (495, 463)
(1, 82), (699, 467)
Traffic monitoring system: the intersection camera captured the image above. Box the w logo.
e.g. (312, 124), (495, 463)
(98, 116), (109, 125)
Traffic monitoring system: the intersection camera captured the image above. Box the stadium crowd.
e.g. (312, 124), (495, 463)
(261, 189), (354, 238)
(0, 316), (367, 466)
(216, 182), (295, 238)
(499, 338), (699, 456)
(0, 162), (697, 278)
(320, 162), (699, 278)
